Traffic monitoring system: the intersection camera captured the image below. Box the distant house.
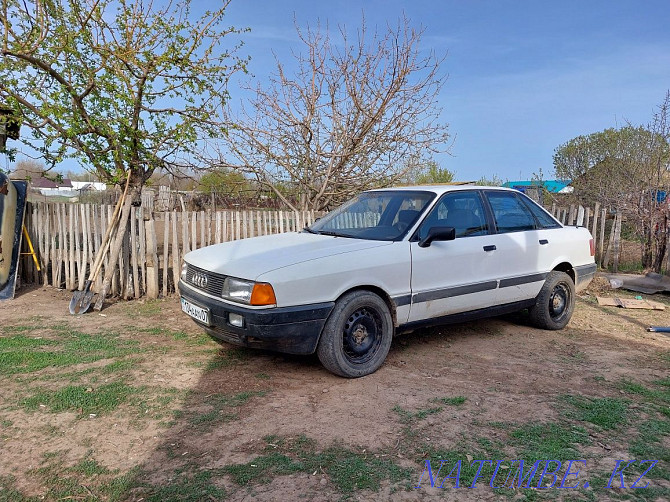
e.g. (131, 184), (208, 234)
(71, 181), (107, 191)
(503, 180), (573, 194)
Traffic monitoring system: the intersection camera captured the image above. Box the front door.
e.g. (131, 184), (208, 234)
(407, 190), (501, 323)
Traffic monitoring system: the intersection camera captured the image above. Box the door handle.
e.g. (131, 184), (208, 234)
(539, 239), (549, 245)
(483, 245), (496, 252)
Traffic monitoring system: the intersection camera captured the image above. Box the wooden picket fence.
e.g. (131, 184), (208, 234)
(18, 199), (627, 299)
(21, 203), (317, 299)
(549, 201), (625, 271)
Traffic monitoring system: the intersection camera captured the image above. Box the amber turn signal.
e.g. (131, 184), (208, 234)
(250, 283), (277, 306)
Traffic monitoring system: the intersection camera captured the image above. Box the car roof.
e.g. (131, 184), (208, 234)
(369, 184), (514, 195)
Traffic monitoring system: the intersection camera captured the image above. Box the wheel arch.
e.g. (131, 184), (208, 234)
(334, 285), (398, 327)
(552, 262), (575, 283)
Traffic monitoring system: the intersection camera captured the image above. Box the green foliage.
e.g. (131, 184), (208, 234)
(0, 0), (248, 184)
(415, 161), (455, 184)
(198, 168), (250, 196)
(476, 174), (504, 186)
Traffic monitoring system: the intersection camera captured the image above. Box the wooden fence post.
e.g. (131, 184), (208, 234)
(145, 218), (159, 299)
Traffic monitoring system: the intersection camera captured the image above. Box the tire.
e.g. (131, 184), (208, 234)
(317, 290), (393, 378)
(529, 271), (575, 330)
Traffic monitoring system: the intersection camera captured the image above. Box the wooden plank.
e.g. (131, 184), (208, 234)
(235, 211), (241, 240)
(598, 208), (606, 264)
(603, 212), (617, 268)
(191, 211), (198, 250)
(53, 204), (60, 287)
(162, 213), (170, 297)
(278, 210), (284, 233)
(206, 209), (212, 246)
(576, 206), (585, 226)
(171, 211), (180, 295)
(597, 297), (665, 310)
(74, 204), (82, 288)
(145, 218), (159, 299)
(222, 211), (228, 242)
(256, 210), (262, 237)
(612, 210), (622, 273)
(591, 202), (600, 235)
(121, 220), (131, 299)
(139, 208), (147, 294)
(131, 209), (140, 299)
(182, 210), (190, 254)
(200, 210), (206, 248)
(62, 205), (70, 289)
(215, 211), (221, 244)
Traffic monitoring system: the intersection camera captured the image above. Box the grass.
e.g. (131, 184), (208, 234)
(189, 391), (267, 427)
(137, 467), (226, 502)
(562, 395), (629, 430)
(22, 381), (139, 415)
(221, 435), (411, 493)
(0, 328), (139, 375)
(431, 396), (467, 406)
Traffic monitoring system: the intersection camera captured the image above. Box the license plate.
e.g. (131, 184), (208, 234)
(181, 297), (210, 325)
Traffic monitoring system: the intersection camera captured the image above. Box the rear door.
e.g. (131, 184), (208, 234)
(483, 190), (560, 304)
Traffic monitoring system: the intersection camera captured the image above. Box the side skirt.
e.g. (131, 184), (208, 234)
(396, 298), (536, 335)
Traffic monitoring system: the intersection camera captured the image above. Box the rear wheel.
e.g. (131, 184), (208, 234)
(317, 290), (393, 378)
(529, 271), (575, 330)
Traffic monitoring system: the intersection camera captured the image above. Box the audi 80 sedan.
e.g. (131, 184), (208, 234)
(179, 185), (596, 377)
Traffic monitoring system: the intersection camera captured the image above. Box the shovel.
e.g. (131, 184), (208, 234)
(69, 173), (131, 314)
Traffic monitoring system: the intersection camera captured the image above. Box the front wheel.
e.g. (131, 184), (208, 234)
(529, 271), (575, 330)
(317, 291), (393, 378)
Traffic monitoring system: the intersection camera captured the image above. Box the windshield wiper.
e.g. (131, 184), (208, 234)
(317, 230), (344, 237)
(302, 226), (318, 234)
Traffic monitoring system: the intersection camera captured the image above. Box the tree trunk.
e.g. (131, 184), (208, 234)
(642, 222), (653, 269)
(653, 215), (668, 273)
(93, 184), (139, 311)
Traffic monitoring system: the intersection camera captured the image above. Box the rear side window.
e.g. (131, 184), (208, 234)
(486, 191), (536, 233)
(520, 195), (562, 229)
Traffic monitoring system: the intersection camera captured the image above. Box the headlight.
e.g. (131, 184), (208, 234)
(181, 262), (188, 281)
(222, 277), (276, 306)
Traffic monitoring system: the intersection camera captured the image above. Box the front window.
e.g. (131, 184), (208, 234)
(416, 191), (489, 241)
(308, 190), (435, 241)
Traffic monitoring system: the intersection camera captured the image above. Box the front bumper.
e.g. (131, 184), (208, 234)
(178, 281), (334, 355)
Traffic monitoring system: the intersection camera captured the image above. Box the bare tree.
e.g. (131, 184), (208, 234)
(554, 93), (670, 271)
(215, 15), (450, 212)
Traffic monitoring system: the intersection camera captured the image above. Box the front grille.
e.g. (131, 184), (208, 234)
(183, 264), (226, 297)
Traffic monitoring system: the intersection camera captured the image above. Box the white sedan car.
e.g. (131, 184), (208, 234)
(179, 185), (596, 377)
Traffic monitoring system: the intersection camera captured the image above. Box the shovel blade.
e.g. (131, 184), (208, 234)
(69, 282), (95, 315)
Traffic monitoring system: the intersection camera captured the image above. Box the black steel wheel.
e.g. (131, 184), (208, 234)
(529, 270), (575, 330)
(317, 290), (393, 377)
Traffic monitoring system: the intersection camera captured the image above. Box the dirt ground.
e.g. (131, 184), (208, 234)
(0, 277), (668, 501)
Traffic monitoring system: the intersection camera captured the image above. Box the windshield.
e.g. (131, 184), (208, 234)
(308, 190), (435, 241)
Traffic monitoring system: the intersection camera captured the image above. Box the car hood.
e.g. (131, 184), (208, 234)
(184, 232), (391, 280)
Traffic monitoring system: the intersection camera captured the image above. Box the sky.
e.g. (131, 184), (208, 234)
(217, 0), (670, 182)
(6, 0), (670, 183)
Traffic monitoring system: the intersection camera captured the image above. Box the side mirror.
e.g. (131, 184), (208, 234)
(418, 226), (456, 248)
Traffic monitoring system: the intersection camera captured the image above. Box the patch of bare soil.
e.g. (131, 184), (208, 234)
(0, 280), (668, 500)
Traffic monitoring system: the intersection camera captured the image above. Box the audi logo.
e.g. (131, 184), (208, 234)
(191, 271), (208, 289)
